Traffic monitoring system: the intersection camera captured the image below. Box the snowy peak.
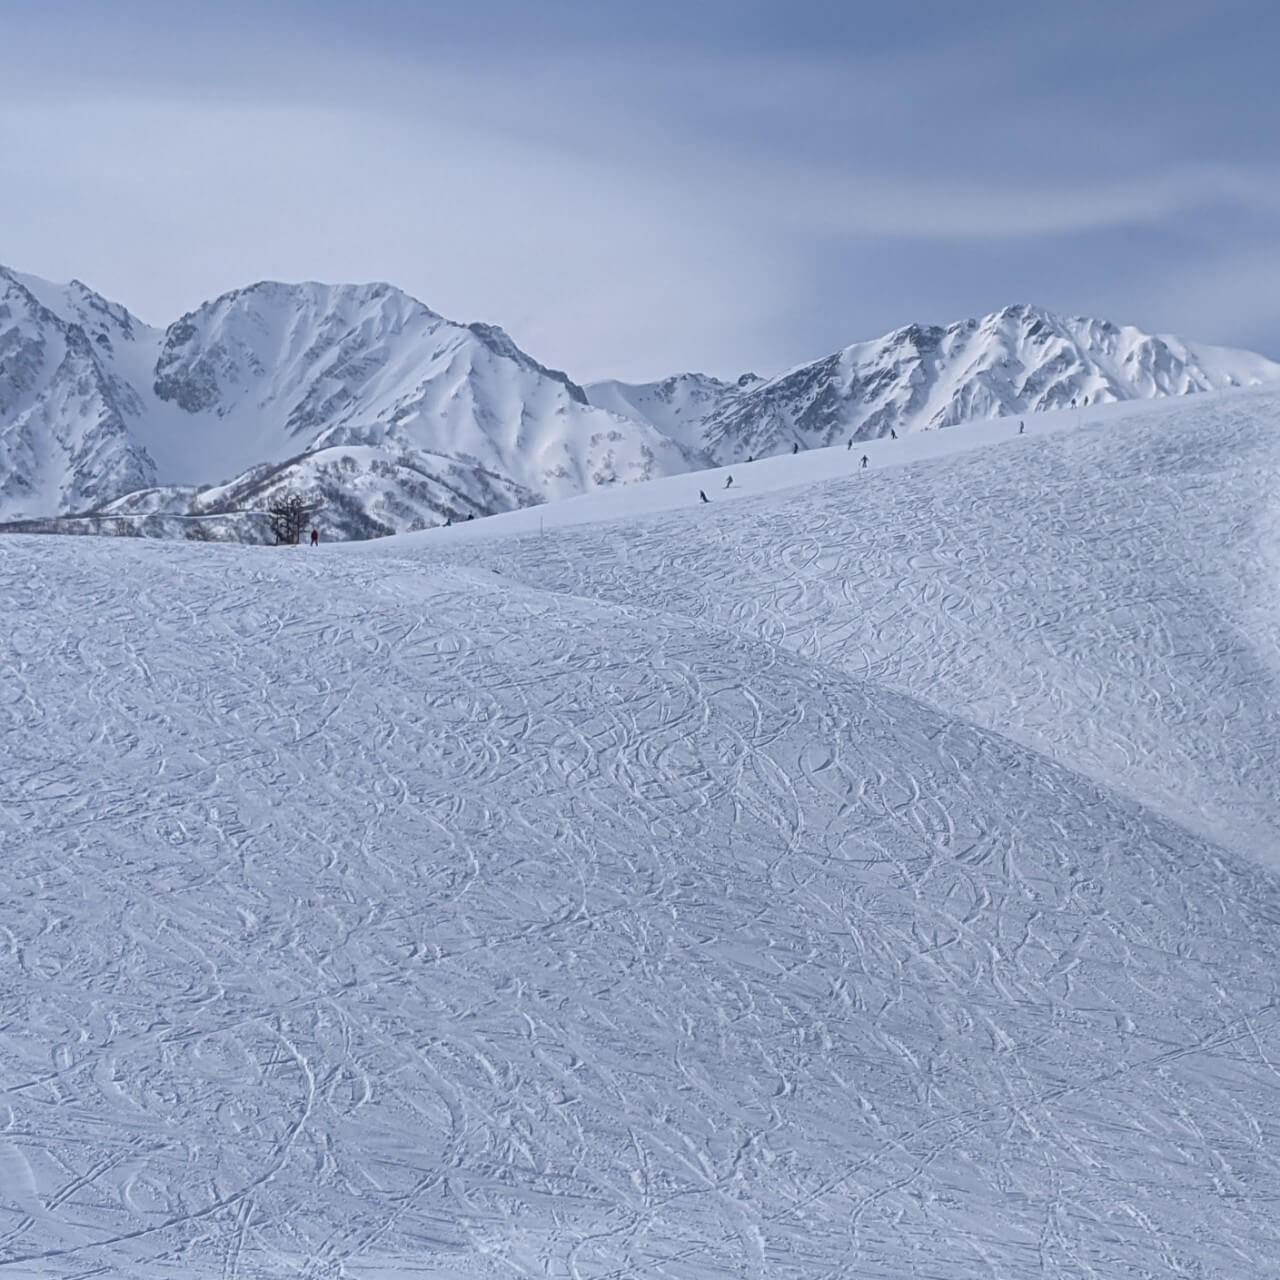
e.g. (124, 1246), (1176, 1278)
(603, 304), (1280, 463)
(0, 268), (698, 532)
(0, 266), (154, 517)
(586, 371), (742, 453)
(152, 279), (444, 419)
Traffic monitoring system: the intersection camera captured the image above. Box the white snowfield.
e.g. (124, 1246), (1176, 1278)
(2, 389), (1279, 1277)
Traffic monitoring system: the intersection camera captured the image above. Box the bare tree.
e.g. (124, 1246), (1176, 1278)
(267, 492), (318, 545)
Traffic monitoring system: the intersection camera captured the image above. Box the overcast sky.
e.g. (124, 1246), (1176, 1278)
(3, 0), (1278, 381)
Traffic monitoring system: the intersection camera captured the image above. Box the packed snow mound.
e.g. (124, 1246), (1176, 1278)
(2, 388), (1279, 1276)
(592, 301), (1280, 461)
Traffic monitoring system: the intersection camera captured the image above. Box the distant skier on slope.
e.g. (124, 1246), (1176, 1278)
(724, 475), (733, 488)
(309, 528), (319, 546)
(889, 428), (897, 440)
(699, 490), (709, 503)
(847, 438), (853, 450)
(793, 443), (800, 454)
(1019, 420), (1025, 434)
(861, 455), (869, 469)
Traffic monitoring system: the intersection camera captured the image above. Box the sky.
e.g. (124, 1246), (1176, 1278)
(3, 0), (1279, 382)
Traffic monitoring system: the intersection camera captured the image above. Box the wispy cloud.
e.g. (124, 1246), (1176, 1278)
(3, 1), (1278, 378)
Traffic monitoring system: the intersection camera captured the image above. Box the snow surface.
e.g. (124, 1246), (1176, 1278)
(2, 388), (1279, 1277)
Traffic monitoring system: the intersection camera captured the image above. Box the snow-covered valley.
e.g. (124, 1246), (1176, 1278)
(2, 388), (1279, 1277)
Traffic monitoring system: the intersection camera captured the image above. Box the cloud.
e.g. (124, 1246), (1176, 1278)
(3, 3), (1279, 378)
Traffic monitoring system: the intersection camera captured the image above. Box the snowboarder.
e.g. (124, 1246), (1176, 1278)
(699, 490), (709, 503)
(860, 455), (869, 469)
(309, 528), (318, 546)
(724, 475), (733, 488)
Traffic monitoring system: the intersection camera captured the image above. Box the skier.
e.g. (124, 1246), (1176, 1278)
(860, 455), (869, 469)
(309, 528), (318, 546)
(699, 490), (709, 503)
(724, 475), (733, 489)
(847, 438), (853, 450)
(445, 516), (452, 526)
(889, 428), (897, 440)
(467, 513), (474, 520)
(747, 455), (753, 463)
(1018, 420), (1025, 434)
(792, 443), (799, 455)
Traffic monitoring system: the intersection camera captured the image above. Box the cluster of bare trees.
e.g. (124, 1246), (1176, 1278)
(266, 492), (320, 545)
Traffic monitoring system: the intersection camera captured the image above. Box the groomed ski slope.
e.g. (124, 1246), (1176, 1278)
(2, 389), (1279, 1277)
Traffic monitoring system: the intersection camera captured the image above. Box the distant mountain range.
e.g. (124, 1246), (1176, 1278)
(3, 264), (1278, 539)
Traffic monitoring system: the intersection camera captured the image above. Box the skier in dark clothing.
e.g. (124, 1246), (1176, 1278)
(1019, 420), (1025, 434)
(792, 443), (799, 454)
(847, 438), (853, 450)
(724, 475), (733, 488)
(860, 455), (869, 469)
(309, 528), (318, 546)
(699, 490), (709, 503)
(889, 428), (897, 440)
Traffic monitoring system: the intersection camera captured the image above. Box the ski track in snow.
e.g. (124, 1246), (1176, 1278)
(1, 392), (1279, 1277)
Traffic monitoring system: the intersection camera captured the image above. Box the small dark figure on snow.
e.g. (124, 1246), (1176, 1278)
(847, 438), (853, 450)
(699, 490), (709, 503)
(467, 513), (474, 521)
(445, 516), (452, 526)
(860, 455), (869, 469)
(792, 443), (799, 455)
(309, 528), (319, 546)
(747, 455), (753, 463)
(889, 428), (897, 440)
(1019, 420), (1025, 434)
(724, 475), (733, 488)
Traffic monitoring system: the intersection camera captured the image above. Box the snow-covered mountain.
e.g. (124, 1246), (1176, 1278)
(4, 264), (1280, 540)
(0, 268), (156, 516)
(0, 268), (697, 536)
(589, 303), (1280, 462)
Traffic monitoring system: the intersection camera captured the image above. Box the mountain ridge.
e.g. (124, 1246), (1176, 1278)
(3, 265), (1278, 539)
